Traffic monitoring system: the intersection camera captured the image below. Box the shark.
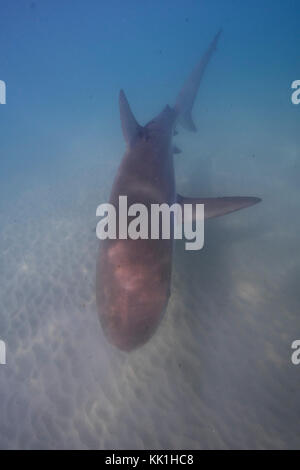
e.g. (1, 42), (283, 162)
(96, 31), (261, 351)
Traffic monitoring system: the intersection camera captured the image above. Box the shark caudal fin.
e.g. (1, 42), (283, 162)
(174, 29), (222, 132)
(119, 89), (143, 146)
(177, 195), (261, 220)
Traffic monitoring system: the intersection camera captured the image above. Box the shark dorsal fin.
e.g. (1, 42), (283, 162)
(119, 89), (143, 146)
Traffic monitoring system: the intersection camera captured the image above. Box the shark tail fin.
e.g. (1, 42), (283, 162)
(178, 111), (197, 132)
(119, 89), (143, 146)
(175, 29), (222, 132)
(177, 194), (261, 220)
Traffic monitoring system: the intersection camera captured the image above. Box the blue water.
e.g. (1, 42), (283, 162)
(0, 0), (299, 449)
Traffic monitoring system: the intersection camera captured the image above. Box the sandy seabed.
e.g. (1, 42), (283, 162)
(0, 132), (300, 450)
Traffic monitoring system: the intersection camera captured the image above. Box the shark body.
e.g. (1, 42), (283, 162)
(96, 31), (261, 351)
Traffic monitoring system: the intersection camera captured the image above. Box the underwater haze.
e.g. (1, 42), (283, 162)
(0, 0), (300, 449)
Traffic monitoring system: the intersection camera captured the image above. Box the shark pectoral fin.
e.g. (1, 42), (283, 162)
(119, 89), (143, 146)
(177, 195), (261, 220)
